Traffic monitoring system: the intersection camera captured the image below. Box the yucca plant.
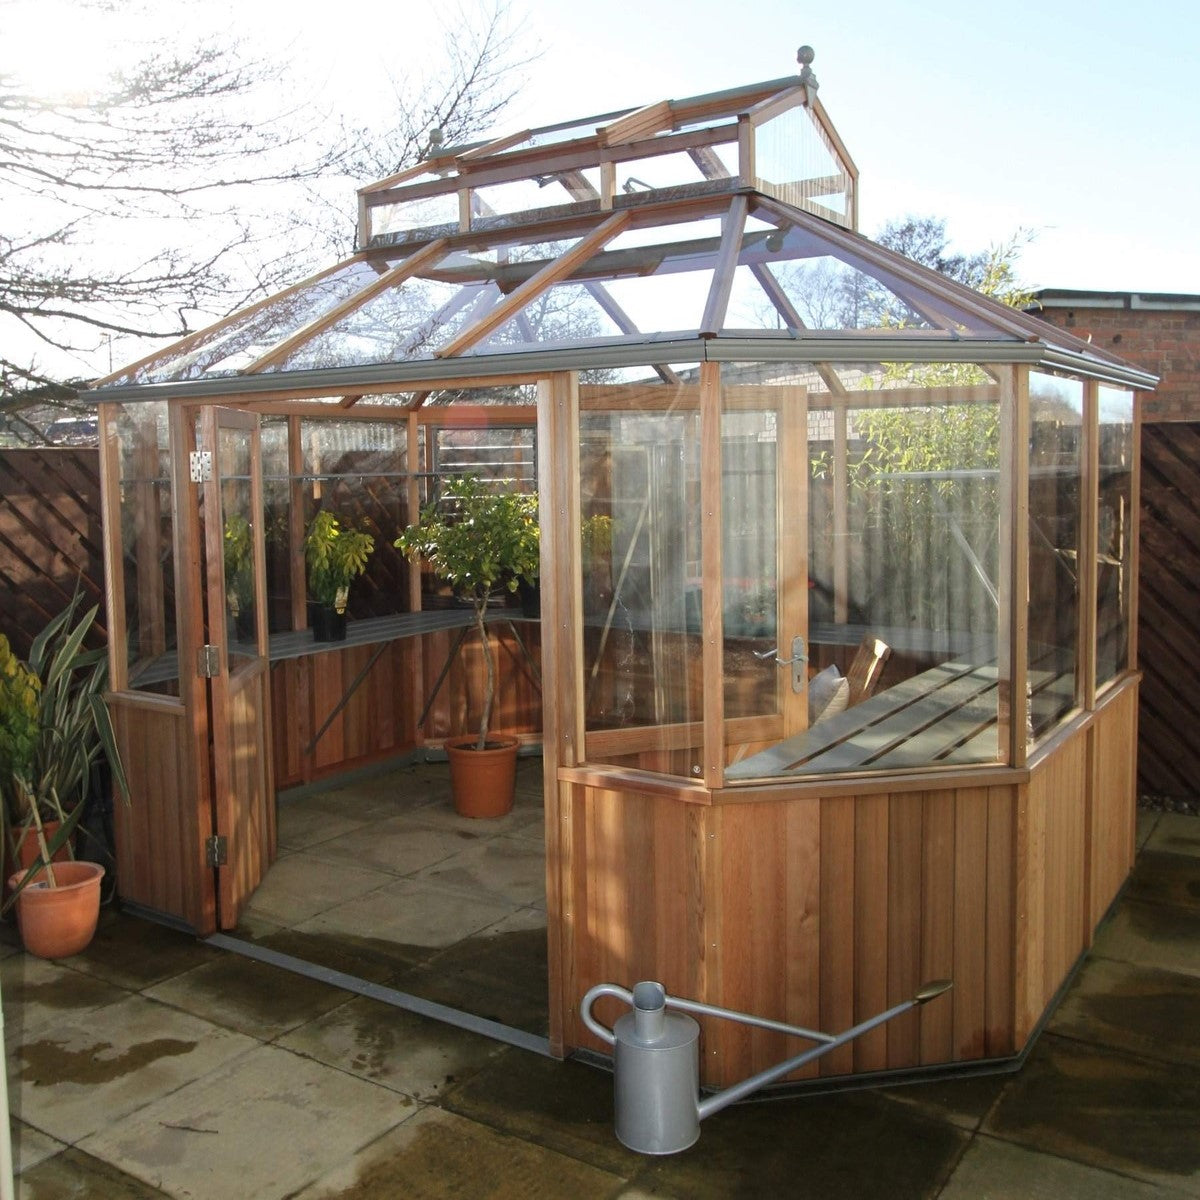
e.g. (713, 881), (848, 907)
(0, 592), (130, 901)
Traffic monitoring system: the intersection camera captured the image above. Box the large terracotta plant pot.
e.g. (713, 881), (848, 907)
(7, 861), (105, 959)
(445, 735), (519, 818)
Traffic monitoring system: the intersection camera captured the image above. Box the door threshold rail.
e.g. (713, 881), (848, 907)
(205, 932), (554, 1058)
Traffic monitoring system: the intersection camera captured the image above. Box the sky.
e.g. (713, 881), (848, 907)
(276, 0), (1198, 296)
(6, 0), (1198, 383)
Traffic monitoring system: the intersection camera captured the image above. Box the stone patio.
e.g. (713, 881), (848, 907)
(3, 774), (1199, 1198)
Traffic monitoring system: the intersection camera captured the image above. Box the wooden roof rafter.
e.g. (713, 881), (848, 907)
(434, 210), (632, 358)
(699, 194), (748, 337)
(243, 239), (450, 374)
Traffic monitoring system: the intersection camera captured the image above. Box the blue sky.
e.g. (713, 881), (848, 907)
(298, 0), (1198, 295)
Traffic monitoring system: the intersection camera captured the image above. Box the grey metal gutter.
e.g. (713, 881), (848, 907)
(89, 335), (1156, 406)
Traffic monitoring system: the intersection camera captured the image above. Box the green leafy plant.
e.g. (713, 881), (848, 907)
(303, 510), (376, 612)
(0, 593), (130, 903)
(223, 513), (254, 617)
(396, 475), (539, 749)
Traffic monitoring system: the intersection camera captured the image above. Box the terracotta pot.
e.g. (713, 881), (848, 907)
(4, 820), (71, 903)
(7, 861), (105, 959)
(445, 735), (519, 818)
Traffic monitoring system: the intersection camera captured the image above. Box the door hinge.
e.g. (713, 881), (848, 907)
(205, 834), (228, 868)
(198, 645), (221, 678)
(189, 450), (213, 482)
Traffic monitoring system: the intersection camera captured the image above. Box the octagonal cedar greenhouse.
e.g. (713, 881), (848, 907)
(92, 67), (1155, 1089)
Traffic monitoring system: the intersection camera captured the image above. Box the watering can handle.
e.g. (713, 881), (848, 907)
(580, 983), (633, 1046)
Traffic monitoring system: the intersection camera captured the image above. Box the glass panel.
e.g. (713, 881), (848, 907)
(295, 420), (409, 622)
(115, 258), (410, 385)
(272, 237), (584, 370)
(371, 192), (460, 240)
(725, 363), (1006, 782)
(580, 381), (704, 780)
(114, 402), (178, 695)
(217, 425), (258, 668)
(1097, 385), (1135, 687)
(754, 102), (852, 225)
(1028, 371), (1084, 738)
(473, 168), (602, 219)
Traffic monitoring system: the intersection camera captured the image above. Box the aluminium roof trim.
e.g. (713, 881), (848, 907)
(90, 336), (1080, 406)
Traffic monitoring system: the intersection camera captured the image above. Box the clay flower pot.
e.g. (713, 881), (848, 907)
(7, 861), (105, 959)
(445, 735), (519, 818)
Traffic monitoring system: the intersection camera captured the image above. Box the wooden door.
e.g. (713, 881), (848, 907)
(197, 406), (275, 929)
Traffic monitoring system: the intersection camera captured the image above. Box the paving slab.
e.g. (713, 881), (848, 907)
(1146, 814), (1200, 860)
(15, 1145), (173, 1198)
(438, 1047), (642, 1177)
(623, 1089), (966, 1200)
(877, 1068), (1014, 1131)
(416, 834), (547, 908)
(7, 992), (256, 1145)
(1049, 955), (1200, 1068)
(240, 851), (394, 928)
(1137, 809), (1161, 850)
(939, 1134), (1190, 1200)
(983, 1034), (1200, 1193)
(301, 818), (492, 879)
(9, 1117), (66, 1174)
(63, 908), (220, 992)
(397, 911), (549, 1035)
(78, 1042), (411, 1200)
(293, 1102), (626, 1199)
(277, 802), (376, 851)
(294, 878), (523, 965)
(1125, 850), (1200, 914)
(2, 954), (132, 1047)
(277, 993), (506, 1100)
(1092, 898), (1200, 978)
(144, 951), (354, 1041)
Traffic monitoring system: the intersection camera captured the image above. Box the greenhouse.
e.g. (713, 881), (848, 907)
(92, 65), (1155, 1087)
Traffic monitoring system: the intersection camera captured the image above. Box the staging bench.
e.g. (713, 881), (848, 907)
(130, 610), (541, 741)
(727, 659), (1074, 779)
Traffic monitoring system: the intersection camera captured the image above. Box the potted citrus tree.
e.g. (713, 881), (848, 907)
(1, 593), (130, 957)
(223, 513), (256, 641)
(396, 475), (539, 817)
(303, 510), (376, 642)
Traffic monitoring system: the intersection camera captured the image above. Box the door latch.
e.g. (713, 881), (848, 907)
(753, 636), (808, 694)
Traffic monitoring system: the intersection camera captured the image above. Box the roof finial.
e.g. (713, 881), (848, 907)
(424, 126), (444, 159)
(796, 45), (819, 101)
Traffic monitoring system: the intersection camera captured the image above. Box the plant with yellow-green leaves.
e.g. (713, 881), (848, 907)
(303, 510), (376, 612)
(0, 593), (130, 899)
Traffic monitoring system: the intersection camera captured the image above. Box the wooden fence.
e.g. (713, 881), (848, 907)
(1137, 422), (1200, 798)
(0, 448), (105, 657)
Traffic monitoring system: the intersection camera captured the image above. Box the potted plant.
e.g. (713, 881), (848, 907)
(223, 513), (256, 642)
(396, 475), (539, 817)
(303, 510), (376, 642)
(0, 593), (130, 957)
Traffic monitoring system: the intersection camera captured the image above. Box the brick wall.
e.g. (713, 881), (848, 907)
(1032, 296), (1200, 423)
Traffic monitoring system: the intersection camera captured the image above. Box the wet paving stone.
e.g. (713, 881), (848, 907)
(294, 1105), (625, 1199)
(1146, 815), (1200, 860)
(1125, 850), (1200, 914)
(627, 1089), (966, 1200)
(877, 1067), (1015, 1130)
(278, 993), (506, 1100)
(938, 1134), (1181, 1200)
(1092, 899), (1200, 978)
(396, 921), (550, 1036)
(66, 907), (220, 991)
(16, 1145), (173, 1198)
(144, 952), (351, 1040)
(983, 1034), (1200, 1192)
(437, 1048), (642, 1176)
(1049, 956), (1200, 1068)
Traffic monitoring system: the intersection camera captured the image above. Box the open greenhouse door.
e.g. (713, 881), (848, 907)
(195, 406), (276, 929)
